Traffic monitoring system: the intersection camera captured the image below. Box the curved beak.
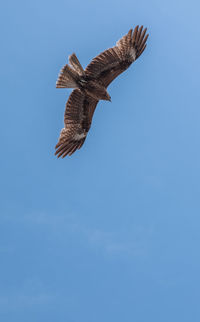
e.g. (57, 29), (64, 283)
(106, 91), (111, 102)
(107, 94), (111, 102)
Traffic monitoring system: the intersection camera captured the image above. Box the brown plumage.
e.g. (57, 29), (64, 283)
(55, 25), (149, 158)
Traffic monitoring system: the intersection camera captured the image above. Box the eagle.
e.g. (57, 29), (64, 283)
(55, 25), (148, 158)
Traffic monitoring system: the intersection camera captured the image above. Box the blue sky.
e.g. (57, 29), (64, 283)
(1, 0), (200, 321)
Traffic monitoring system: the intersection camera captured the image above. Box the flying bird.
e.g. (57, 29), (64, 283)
(55, 25), (148, 158)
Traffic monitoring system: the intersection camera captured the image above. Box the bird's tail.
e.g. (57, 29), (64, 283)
(69, 53), (85, 76)
(56, 63), (80, 88)
(56, 53), (85, 89)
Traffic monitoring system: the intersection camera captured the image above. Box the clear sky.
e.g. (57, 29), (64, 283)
(1, 0), (200, 321)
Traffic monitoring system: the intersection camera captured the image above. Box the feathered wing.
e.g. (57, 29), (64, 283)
(55, 89), (98, 158)
(85, 25), (148, 87)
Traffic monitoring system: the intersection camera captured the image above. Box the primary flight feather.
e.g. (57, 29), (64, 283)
(55, 25), (149, 158)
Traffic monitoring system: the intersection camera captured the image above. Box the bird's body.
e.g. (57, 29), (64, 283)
(79, 78), (111, 101)
(55, 25), (149, 158)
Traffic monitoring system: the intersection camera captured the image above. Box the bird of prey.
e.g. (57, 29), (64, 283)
(55, 25), (148, 158)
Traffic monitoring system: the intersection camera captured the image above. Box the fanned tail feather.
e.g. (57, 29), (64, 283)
(69, 53), (85, 75)
(56, 64), (79, 88)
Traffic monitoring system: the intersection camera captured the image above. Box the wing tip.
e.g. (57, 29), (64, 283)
(54, 138), (86, 158)
(131, 25), (149, 59)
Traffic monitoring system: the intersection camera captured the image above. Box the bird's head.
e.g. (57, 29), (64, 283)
(85, 81), (112, 102)
(105, 91), (111, 102)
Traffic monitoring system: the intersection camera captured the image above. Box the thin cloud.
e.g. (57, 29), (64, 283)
(3, 211), (154, 258)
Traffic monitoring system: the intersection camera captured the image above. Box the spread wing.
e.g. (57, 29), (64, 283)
(85, 25), (148, 88)
(55, 89), (98, 158)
